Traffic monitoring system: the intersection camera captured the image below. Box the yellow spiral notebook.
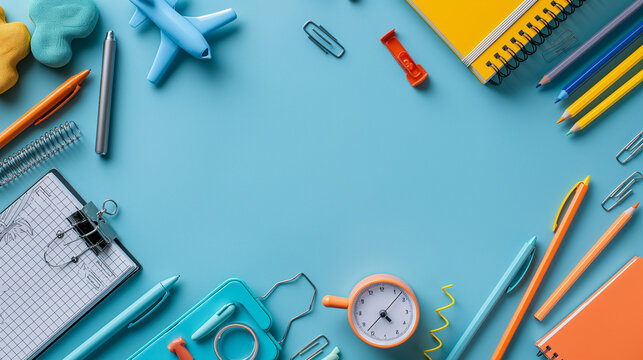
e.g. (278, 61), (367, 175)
(407, 0), (579, 84)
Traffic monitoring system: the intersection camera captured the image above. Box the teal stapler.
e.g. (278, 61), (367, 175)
(129, 273), (316, 360)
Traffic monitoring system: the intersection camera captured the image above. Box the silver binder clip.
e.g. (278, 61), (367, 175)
(303, 21), (345, 58)
(44, 200), (119, 267)
(617, 131), (643, 165)
(602, 172), (642, 212)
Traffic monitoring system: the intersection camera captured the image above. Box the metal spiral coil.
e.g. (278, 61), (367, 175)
(487, 0), (585, 85)
(0, 121), (81, 186)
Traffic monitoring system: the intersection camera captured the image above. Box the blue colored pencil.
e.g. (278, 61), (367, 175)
(556, 21), (643, 102)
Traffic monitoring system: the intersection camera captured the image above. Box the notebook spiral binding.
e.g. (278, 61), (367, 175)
(536, 345), (562, 359)
(486, 0), (585, 85)
(0, 121), (81, 187)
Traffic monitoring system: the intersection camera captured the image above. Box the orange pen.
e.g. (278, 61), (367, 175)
(0, 69), (90, 150)
(534, 202), (639, 321)
(491, 176), (589, 360)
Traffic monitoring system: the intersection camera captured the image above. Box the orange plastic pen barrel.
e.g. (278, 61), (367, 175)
(0, 69), (90, 150)
(534, 202), (639, 321)
(491, 176), (589, 360)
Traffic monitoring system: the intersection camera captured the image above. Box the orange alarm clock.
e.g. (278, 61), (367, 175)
(322, 274), (420, 348)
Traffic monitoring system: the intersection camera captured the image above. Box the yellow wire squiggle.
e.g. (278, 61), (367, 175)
(423, 285), (455, 360)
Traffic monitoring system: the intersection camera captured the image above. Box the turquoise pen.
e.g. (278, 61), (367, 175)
(63, 275), (180, 360)
(445, 237), (536, 360)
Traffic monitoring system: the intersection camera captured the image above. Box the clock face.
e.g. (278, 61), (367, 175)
(350, 281), (418, 347)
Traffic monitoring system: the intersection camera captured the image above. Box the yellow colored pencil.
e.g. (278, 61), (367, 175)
(558, 44), (643, 123)
(568, 68), (643, 135)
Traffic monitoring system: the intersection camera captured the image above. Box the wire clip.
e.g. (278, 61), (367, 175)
(617, 131), (643, 165)
(602, 172), (642, 211)
(303, 21), (344, 58)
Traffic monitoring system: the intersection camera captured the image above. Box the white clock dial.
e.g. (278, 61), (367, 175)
(351, 282), (418, 347)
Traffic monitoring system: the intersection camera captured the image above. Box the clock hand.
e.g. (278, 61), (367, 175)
(382, 311), (392, 322)
(385, 291), (403, 312)
(367, 314), (382, 331)
(367, 292), (403, 331)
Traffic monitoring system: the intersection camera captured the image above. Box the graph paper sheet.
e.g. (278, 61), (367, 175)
(0, 171), (138, 360)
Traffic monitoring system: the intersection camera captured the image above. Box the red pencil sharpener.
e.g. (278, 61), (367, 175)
(380, 29), (428, 87)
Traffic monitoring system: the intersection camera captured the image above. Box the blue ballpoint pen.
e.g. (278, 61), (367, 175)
(445, 237), (536, 360)
(63, 275), (181, 360)
(556, 21), (643, 102)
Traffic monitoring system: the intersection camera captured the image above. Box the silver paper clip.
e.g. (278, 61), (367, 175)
(303, 21), (345, 58)
(44, 200), (119, 267)
(602, 172), (642, 211)
(291, 335), (329, 360)
(617, 131), (643, 165)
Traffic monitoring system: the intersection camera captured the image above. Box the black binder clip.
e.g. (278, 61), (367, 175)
(44, 200), (119, 268)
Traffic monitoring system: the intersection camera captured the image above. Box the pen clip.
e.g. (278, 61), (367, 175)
(34, 85), (81, 125)
(127, 288), (170, 328)
(506, 247), (536, 294)
(552, 181), (581, 232)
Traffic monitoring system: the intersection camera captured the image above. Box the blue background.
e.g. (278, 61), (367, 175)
(1, 0), (641, 359)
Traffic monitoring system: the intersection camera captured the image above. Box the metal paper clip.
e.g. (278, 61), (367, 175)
(303, 21), (344, 58)
(617, 131), (643, 165)
(257, 272), (317, 344)
(44, 200), (119, 267)
(602, 172), (642, 211)
(291, 335), (329, 360)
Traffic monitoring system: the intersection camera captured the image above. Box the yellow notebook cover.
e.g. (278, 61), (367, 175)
(407, 0), (568, 83)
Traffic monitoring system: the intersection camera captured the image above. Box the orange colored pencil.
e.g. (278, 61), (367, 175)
(534, 202), (639, 321)
(491, 176), (590, 360)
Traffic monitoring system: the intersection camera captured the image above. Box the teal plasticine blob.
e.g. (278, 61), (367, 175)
(29, 0), (99, 68)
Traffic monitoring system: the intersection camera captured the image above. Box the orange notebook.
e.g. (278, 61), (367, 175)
(406, 0), (583, 84)
(535, 256), (643, 359)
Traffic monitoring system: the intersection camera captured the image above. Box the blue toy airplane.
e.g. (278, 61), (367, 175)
(129, 0), (237, 83)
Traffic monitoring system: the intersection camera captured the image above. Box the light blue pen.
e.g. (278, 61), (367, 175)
(445, 237), (536, 360)
(64, 275), (180, 360)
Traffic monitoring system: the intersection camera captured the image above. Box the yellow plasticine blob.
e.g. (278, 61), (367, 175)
(0, 6), (31, 94)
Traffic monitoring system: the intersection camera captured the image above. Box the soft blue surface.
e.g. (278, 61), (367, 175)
(0, 1), (641, 359)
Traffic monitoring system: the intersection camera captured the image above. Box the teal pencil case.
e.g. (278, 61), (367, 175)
(129, 274), (316, 360)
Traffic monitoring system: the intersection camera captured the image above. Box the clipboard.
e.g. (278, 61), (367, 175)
(0, 169), (140, 360)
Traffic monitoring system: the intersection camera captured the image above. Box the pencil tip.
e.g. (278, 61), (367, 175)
(554, 99), (560, 103)
(537, 75), (551, 87)
(634, 202), (640, 209)
(556, 118), (564, 124)
(566, 130), (572, 136)
(536, 83), (542, 88)
(583, 176), (590, 184)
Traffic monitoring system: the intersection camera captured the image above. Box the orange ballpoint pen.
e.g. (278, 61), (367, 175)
(534, 202), (639, 321)
(0, 69), (90, 150)
(491, 176), (590, 360)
